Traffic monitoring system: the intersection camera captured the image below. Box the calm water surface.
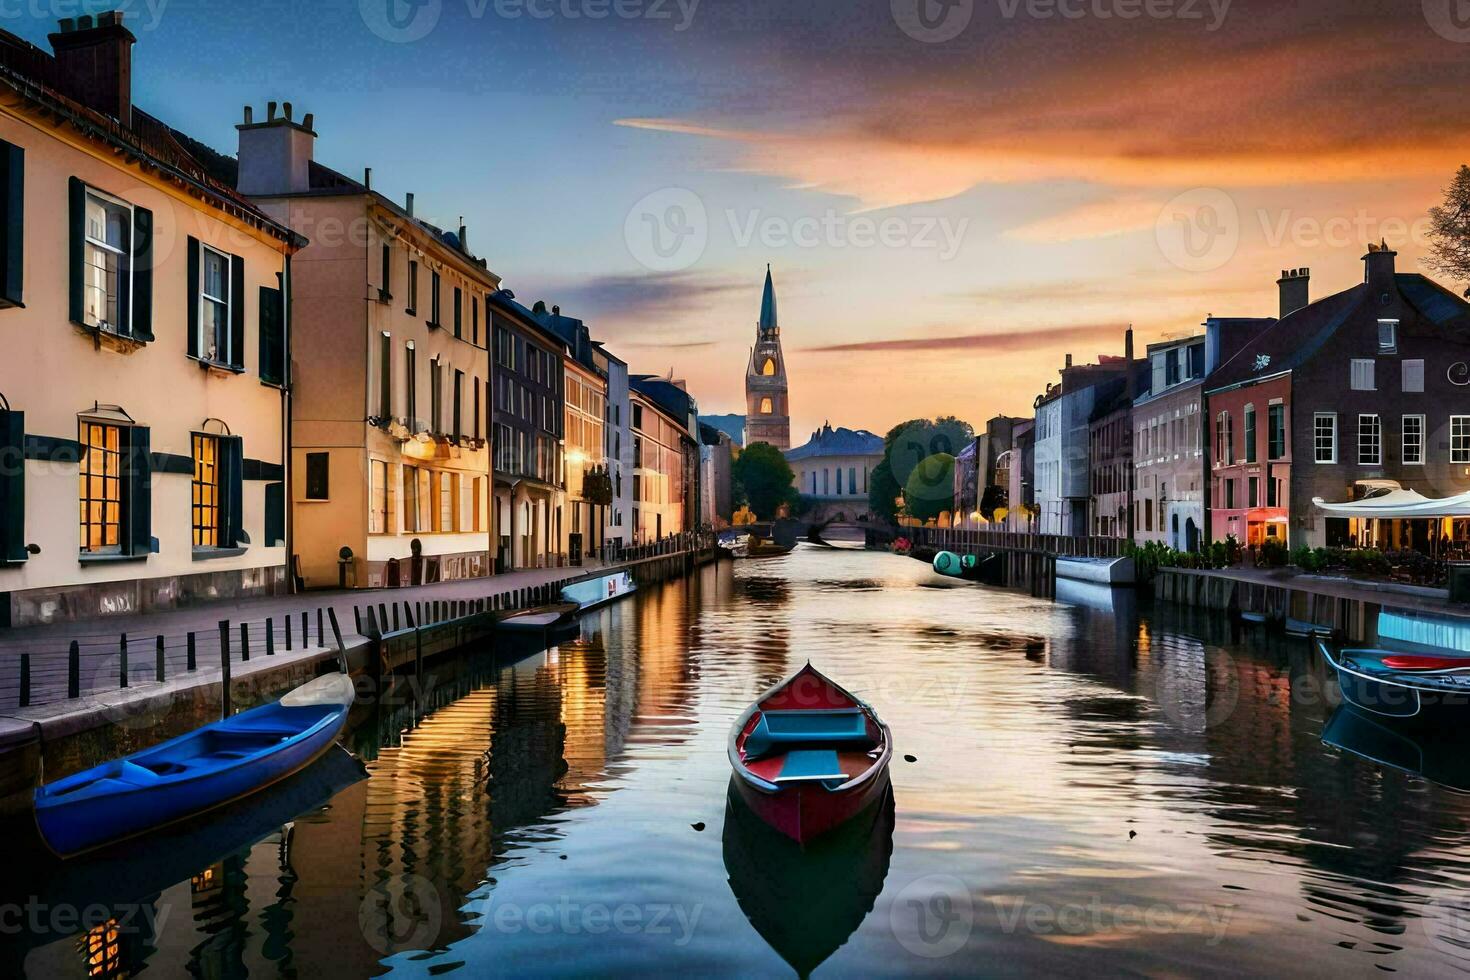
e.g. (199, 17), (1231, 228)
(11, 547), (1470, 976)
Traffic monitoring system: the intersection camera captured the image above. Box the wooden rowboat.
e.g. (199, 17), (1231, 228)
(728, 663), (892, 844)
(34, 672), (356, 858)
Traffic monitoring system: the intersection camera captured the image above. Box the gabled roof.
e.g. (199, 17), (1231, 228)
(784, 424), (883, 461)
(487, 290), (569, 351)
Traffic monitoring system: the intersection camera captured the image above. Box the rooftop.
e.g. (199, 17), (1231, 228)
(784, 423), (883, 461)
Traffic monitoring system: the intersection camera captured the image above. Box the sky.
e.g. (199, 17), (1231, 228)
(10, 0), (1470, 439)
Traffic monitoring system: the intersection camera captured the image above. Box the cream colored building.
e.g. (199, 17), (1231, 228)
(630, 389), (687, 542)
(0, 15), (300, 626)
(237, 106), (495, 589)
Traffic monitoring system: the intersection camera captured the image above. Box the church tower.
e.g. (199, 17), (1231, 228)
(744, 265), (791, 450)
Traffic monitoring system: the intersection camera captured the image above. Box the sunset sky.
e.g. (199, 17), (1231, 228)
(12, 0), (1470, 438)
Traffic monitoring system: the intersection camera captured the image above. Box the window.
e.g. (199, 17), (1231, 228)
(79, 421), (123, 554)
(760, 397), (774, 414)
(199, 245), (231, 363)
(1248, 476), (1259, 508)
(372, 332), (391, 421)
(1243, 405), (1256, 463)
(1403, 359), (1425, 393)
(438, 472), (454, 531)
(1266, 475), (1279, 508)
(379, 243), (392, 301)
(472, 296), (480, 346)
(429, 270), (441, 326)
(473, 377), (482, 440)
(369, 459), (387, 534)
(453, 287), (463, 338)
(406, 341), (417, 429)
(403, 465), (421, 532)
(1224, 478), (1236, 509)
(430, 357), (443, 434)
(1215, 412), (1233, 465)
(453, 370), (464, 440)
(305, 452), (329, 500)
(0, 139), (22, 308)
(192, 434), (221, 547)
(1314, 413), (1336, 463)
(1453, 416), (1470, 465)
(1402, 415), (1425, 465)
(82, 189), (132, 334)
(1358, 414), (1381, 466)
(762, 358), (776, 376)
(1378, 319), (1397, 353)
(1350, 359), (1375, 391)
(259, 286), (285, 385)
(472, 476), (484, 532)
(407, 260), (418, 314)
(1268, 404), (1286, 460)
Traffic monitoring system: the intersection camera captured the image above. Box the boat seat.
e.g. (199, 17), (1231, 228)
(744, 709), (869, 760)
(1380, 655), (1470, 672)
(773, 749), (849, 784)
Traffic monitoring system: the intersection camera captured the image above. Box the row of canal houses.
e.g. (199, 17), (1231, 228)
(0, 13), (705, 627)
(963, 250), (1470, 555)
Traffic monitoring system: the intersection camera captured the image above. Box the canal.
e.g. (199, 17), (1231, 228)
(8, 547), (1470, 976)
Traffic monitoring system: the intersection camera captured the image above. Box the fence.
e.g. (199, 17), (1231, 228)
(914, 526), (1127, 559)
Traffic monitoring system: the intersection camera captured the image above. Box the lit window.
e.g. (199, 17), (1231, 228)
(192, 434), (220, 547)
(83, 190), (132, 334)
(1402, 415), (1425, 465)
(1358, 414), (1381, 466)
(762, 358), (776, 376)
(760, 397), (773, 414)
(1313, 413), (1336, 464)
(403, 464), (420, 532)
(79, 421), (123, 553)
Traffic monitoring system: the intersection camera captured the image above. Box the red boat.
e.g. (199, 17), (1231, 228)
(728, 663), (892, 844)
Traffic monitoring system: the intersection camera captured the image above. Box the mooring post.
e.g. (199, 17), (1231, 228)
(327, 607), (349, 674)
(19, 653), (29, 708)
(187, 631), (197, 671)
(318, 608), (325, 647)
(284, 613), (293, 651)
(156, 635), (165, 682)
(354, 605), (363, 636)
(68, 641), (79, 699)
(302, 610), (310, 647)
(266, 618), (275, 656)
(240, 622), (250, 661)
(219, 620), (233, 718)
(119, 633), (128, 688)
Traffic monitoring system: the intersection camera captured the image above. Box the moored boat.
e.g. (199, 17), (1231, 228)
(728, 663), (892, 844)
(745, 535), (794, 559)
(1317, 636), (1470, 725)
(35, 671), (357, 858)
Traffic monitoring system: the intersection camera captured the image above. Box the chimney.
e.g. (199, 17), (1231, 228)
(1363, 240), (1397, 291)
(1277, 267), (1310, 319)
(405, 192), (415, 217)
(235, 101), (317, 196)
(458, 219), (468, 254)
(1064, 353), (1073, 369)
(1124, 327), (1136, 401)
(48, 11), (135, 125)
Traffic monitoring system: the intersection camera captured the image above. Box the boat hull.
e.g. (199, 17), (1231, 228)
(732, 763), (891, 845)
(1320, 640), (1470, 727)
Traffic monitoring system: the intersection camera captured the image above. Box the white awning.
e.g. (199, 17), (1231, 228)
(1312, 488), (1470, 519)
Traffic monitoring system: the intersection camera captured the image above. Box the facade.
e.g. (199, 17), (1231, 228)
(1132, 335), (1208, 550)
(698, 423), (735, 528)
(629, 387), (689, 541)
(785, 424), (883, 517)
(955, 415), (1026, 526)
(631, 375), (700, 536)
(240, 108), (494, 589)
(1003, 419), (1036, 532)
(744, 266), (790, 450)
(536, 305), (608, 563)
(597, 343), (633, 550)
(1088, 390), (1135, 538)
(1206, 252), (1470, 550)
(0, 16), (301, 625)
(488, 292), (568, 570)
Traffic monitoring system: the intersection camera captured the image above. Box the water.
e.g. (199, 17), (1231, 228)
(10, 548), (1470, 977)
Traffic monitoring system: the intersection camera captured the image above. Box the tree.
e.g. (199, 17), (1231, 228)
(732, 442), (795, 520)
(1427, 164), (1470, 295)
(904, 453), (955, 523)
(868, 459), (902, 523)
(979, 484), (1008, 521)
(882, 417), (973, 490)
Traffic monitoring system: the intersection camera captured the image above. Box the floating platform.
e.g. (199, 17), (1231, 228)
(1055, 556), (1136, 586)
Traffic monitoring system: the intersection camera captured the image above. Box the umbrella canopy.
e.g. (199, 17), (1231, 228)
(1312, 488), (1470, 519)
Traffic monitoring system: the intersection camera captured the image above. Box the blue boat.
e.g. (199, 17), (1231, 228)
(34, 672), (356, 858)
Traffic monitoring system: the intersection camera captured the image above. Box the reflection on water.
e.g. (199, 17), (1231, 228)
(12, 549), (1470, 975)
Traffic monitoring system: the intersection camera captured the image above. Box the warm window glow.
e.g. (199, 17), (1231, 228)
(762, 358), (776, 376)
(79, 422), (122, 553)
(760, 397), (773, 414)
(192, 434), (220, 547)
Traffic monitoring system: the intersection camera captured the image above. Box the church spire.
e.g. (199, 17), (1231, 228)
(758, 263), (778, 334)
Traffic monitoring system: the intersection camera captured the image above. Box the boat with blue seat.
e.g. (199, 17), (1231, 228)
(1318, 608), (1470, 726)
(34, 671), (356, 857)
(729, 663), (891, 844)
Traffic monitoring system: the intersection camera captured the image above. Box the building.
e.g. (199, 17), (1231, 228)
(238, 107), (494, 589)
(744, 265), (790, 450)
(1088, 386), (1137, 539)
(1132, 335), (1207, 550)
(1032, 335), (1144, 537)
(628, 385), (690, 541)
(785, 424), (883, 519)
(535, 304), (608, 563)
(1206, 252), (1470, 550)
(1002, 419), (1036, 532)
(698, 413), (745, 448)
(631, 374), (700, 536)
(955, 415), (1027, 527)
(596, 342), (633, 551)
(488, 291), (568, 570)
(0, 15), (302, 625)
(698, 423), (735, 528)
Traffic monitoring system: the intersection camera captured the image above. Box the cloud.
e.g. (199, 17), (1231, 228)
(802, 323), (1131, 355)
(518, 270), (749, 323)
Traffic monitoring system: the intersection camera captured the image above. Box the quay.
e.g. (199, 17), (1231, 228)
(0, 538), (719, 816)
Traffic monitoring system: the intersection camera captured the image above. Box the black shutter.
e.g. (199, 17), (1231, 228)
(68, 177), (85, 324)
(0, 410), (24, 563)
(0, 140), (22, 308)
(222, 435), (244, 547)
(258, 285), (283, 384)
(131, 206), (154, 341)
(186, 236), (200, 358)
(126, 426), (152, 556)
(454, 287), (462, 338)
(264, 481), (284, 547)
(229, 254), (245, 369)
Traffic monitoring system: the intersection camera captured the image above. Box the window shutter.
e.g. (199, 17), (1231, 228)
(126, 426), (152, 556)
(68, 177), (85, 324)
(186, 236), (200, 358)
(264, 481), (284, 546)
(131, 206), (154, 341)
(229, 255), (245, 369)
(221, 435), (244, 547)
(0, 140), (22, 308)
(454, 287), (462, 338)
(1, 409), (25, 563)
(258, 285), (283, 384)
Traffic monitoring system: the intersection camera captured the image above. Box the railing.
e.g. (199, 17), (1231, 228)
(914, 526), (1126, 559)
